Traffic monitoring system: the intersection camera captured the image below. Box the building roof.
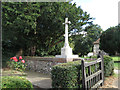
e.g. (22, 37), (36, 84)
(93, 38), (100, 44)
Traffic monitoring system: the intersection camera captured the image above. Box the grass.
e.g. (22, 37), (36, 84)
(43, 55), (55, 57)
(111, 56), (120, 70)
(2, 68), (27, 76)
(114, 63), (120, 70)
(111, 56), (120, 61)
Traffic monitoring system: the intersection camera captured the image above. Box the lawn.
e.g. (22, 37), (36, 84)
(111, 56), (120, 61)
(114, 63), (120, 70)
(111, 56), (120, 70)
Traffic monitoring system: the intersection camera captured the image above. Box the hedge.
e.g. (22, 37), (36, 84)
(51, 61), (99, 88)
(1, 76), (33, 89)
(51, 60), (82, 88)
(104, 55), (114, 77)
(51, 55), (114, 88)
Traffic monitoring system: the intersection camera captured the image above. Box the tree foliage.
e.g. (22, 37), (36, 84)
(100, 24), (120, 55)
(2, 2), (41, 56)
(72, 24), (102, 56)
(2, 2), (94, 56)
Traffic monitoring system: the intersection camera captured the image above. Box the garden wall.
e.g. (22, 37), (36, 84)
(25, 56), (82, 74)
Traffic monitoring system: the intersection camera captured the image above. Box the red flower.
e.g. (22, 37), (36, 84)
(21, 60), (25, 63)
(19, 56), (22, 60)
(12, 57), (18, 62)
(10, 57), (13, 60)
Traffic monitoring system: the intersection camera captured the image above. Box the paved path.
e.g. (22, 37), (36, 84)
(99, 69), (120, 89)
(112, 69), (120, 89)
(25, 71), (52, 88)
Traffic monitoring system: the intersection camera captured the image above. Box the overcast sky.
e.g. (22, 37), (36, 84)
(71, 0), (120, 31)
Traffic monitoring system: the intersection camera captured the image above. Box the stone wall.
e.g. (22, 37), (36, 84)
(26, 60), (53, 74)
(25, 57), (82, 74)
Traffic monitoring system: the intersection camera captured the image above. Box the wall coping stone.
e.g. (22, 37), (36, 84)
(24, 56), (83, 63)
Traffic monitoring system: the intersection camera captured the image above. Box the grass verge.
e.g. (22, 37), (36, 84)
(111, 56), (120, 61)
(114, 63), (120, 70)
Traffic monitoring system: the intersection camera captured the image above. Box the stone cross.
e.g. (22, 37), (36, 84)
(63, 18), (71, 47)
(55, 17), (78, 59)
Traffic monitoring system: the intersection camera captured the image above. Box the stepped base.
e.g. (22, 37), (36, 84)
(55, 46), (78, 62)
(55, 55), (78, 58)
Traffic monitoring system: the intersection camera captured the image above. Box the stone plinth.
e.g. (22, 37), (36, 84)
(56, 46), (78, 59)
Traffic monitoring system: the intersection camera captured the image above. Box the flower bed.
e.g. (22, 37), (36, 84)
(7, 56), (26, 72)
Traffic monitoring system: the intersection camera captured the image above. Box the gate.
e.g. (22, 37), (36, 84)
(81, 51), (104, 89)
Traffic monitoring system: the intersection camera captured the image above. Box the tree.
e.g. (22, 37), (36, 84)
(2, 2), (93, 56)
(100, 24), (120, 55)
(72, 24), (102, 56)
(35, 2), (94, 56)
(2, 2), (41, 56)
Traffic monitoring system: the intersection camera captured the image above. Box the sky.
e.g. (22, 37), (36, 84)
(71, 0), (120, 31)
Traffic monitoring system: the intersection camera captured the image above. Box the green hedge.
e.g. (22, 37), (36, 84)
(91, 55), (97, 59)
(104, 55), (114, 77)
(1, 76), (33, 89)
(51, 61), (82, 88)
(51, 60), (100, 88)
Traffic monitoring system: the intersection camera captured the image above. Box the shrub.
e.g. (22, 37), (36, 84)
(51, 61), (82, 88)
(1, 76), (33, 89)
(91, 55), (97, 59)
(103, 55), (114, 77)
(51, 61), (96, 88)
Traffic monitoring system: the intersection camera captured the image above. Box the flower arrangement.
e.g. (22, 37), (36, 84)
(7, 56), (26, 72)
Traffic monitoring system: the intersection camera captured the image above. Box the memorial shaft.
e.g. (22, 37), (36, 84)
(65, 18), (69, 47)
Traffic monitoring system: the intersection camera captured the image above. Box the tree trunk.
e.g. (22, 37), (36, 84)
(16, 49), (23, 57)
(31, 45), (36, 56)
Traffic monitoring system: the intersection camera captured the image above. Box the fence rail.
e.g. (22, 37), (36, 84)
(81, 51), (104, 89)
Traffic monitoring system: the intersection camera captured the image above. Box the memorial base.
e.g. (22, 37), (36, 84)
(55, 46), (78, 62)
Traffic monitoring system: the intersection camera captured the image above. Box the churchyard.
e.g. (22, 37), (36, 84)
(1, 2), (120, 89)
